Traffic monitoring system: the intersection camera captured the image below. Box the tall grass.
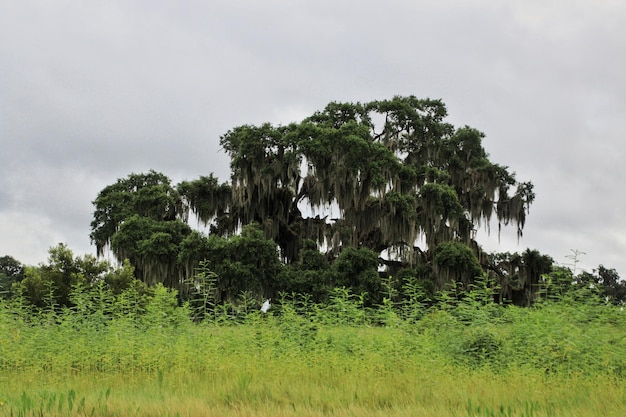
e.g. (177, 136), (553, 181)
(1, 362), (624, 416)
(0, 284), (625, 416)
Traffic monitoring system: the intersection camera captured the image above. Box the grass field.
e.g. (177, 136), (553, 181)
(1, 290), (625, 416)
(2, 366), (624, 416)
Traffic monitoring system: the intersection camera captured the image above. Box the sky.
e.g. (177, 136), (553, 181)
(1, 0), (625, 276)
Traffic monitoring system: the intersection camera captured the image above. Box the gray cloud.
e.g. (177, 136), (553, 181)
(1, 0), (625, 276)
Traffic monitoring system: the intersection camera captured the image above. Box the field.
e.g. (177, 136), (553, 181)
(1, 290), (625, 416)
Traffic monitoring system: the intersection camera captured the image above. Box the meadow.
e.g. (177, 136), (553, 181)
(0, 285), (625, 416)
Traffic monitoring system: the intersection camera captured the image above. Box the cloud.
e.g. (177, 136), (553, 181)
(1, 0), (625, 276)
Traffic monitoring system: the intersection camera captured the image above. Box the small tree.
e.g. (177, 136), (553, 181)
(596, 265), (626, 304)
(0, 255), (24, 299)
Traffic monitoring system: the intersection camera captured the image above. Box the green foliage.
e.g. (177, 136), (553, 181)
(397, 268), (432, 321)
(88, 96), (543, 301)
(583, 265), (626, 305)
(535, 263), (626, 308)
(143, 284), (191, 329)
(37, 243), (85, 308)
(0, 255), (23, 299)
(331, 247), (382, 305)
(273, 240), (332, 302)
(177, 174), (232, 232)
(537, 266), (575, 303)
(91, 170), (185, 253)
(459, 327), (503, 368)
(11, 245), (151, 315)
(103, 258), (136, 294)
(111, 214), (192, 287)
(317, 287), (369, 325)
(184, 260), (219, 321)
(198, 223), (283, 302)
(185, 96), (534, 280)
(16, 266), (47, 309)
(1, 265), (626, 394)
(275, 293), (319, 350)
(68, 279), (116, 329)
(452, 276), (502, 325)
(434, 241), (483, 288)
(487, 249), (554, 306)
(90, 171), (192, 289)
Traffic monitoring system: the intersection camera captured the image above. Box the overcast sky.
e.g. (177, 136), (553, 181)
(1, 0), (625, 276)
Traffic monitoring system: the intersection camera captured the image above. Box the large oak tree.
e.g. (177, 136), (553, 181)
(92, 96), (534, 297)
(180, 96), (534, 275)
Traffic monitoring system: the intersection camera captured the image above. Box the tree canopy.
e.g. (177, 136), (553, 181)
(90, 95), (537, 302)
(0, 255), (24, 299)
(180, 95), (534, 268)
(90, 170), (192, 287)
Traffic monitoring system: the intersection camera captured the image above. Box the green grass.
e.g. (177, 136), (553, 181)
(0, 294), (625, 416)
(1, 361), (624, 416)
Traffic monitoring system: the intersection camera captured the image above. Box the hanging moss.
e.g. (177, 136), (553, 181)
(189, 96), (534, 276)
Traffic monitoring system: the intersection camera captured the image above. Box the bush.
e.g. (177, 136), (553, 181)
(459, 328), (502, 368)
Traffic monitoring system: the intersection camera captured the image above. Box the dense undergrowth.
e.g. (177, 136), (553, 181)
(1, 280), (625, 376)
(0, 281), (625, 416)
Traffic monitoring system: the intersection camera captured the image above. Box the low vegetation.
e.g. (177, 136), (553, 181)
(0, 275), (624, 416)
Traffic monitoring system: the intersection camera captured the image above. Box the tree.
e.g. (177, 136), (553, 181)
(0, 255), (24, 299)
(331, 246), (383, 305)
(177, 174), (232, 236)
(181, 96), (534, 290)
(487, 249), (553, 305)
(576, 265), (626, 305)
(91, 171), (192, 287)
(16, 243), (112, 309)
(275, 239), (333, 301)
(190, 223), (283, 302)
(433, 241), (483, 289)
(596, 265), (626, 304)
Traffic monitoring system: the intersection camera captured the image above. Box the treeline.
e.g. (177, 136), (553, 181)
(1, 244), (626, 380)
(0, 241), (624, 318)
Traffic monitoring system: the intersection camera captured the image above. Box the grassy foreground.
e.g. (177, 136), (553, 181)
(1, 291), (625, 416)
(1, 365), (624, 417)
